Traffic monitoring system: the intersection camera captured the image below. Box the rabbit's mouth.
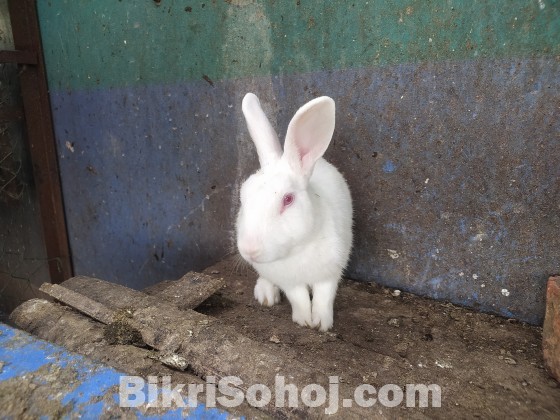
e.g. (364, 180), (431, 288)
(238, 244), (267, 265)
(240, 251), (276, 265)
(238, 244), (286, 265)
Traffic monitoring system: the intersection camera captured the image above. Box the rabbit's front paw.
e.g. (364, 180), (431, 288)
(292, 308), (313, 328)
(284, 286), (313, 327)
(311, 306), (334, 331)
(254, 277), (280, 307)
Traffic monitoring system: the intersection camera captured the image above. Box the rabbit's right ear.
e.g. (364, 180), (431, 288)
(242, 93), (282, 168)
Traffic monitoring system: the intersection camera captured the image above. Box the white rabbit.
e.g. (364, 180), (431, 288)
(236, 93), (353, 331)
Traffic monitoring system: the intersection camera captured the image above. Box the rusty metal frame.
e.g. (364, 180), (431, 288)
(4, 0), (72, 283)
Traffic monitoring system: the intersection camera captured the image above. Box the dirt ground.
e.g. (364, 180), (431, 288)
(194, 257), (560, 418)
(3, 256), (560, 418)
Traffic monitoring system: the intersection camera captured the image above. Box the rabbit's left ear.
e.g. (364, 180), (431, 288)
(283, 96), (335, 181)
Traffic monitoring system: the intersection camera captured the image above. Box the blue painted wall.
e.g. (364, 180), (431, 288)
(37, 1), (559, 324)
(50, 84), (237, 285)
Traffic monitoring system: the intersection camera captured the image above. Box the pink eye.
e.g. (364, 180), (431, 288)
(282, 193), (295, 210)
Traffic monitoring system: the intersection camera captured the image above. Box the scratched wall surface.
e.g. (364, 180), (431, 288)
(37, 1), (559, 323)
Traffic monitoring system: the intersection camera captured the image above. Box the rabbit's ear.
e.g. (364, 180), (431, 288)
(283, 96), (335, 181)
(242, 93), (282, 168)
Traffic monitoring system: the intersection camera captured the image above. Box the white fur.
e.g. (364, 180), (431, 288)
(236, 93), (353, 331)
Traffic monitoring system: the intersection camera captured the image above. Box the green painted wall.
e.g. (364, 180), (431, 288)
(39, 0), (559, 90)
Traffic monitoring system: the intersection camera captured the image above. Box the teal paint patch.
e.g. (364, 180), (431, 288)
(38, 0), (559, 90)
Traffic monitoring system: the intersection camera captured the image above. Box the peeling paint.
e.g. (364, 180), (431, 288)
(387, 249), (400, 259)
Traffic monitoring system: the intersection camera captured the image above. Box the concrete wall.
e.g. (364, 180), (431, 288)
(37, 1), (559, 324)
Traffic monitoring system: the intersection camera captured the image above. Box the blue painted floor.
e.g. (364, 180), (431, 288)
(0, 323), (229, 418)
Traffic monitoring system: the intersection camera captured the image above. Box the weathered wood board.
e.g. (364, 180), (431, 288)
(21, 273), (370, 418)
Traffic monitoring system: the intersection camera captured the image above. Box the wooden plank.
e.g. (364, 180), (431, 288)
(8, 0), (72, 283)
(151, 272), (225, 309)
(0, 49), (37, 64)
(10, 298), (157, 371)
(61, 276), (147, 309)
(39, 283), (114, 325)
(38, 279), (367, 417)
(62, 272), (224, 310)
(39, 282), (190, 353)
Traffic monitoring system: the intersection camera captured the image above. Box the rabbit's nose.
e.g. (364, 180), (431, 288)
(238, 238), (262, 262)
